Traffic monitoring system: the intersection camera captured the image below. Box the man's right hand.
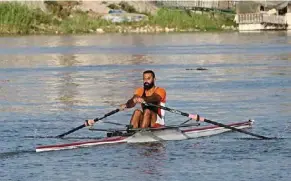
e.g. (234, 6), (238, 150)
(133, 96), (138, 103)
(119, 104), (127, 111)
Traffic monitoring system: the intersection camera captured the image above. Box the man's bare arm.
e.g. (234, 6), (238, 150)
(125, 95), (139, 108)
(143, 93), (161, 104)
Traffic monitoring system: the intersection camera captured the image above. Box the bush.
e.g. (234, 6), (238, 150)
(107, 3), (119, 10)
(149, 8), (235, 30)
(45, 1), (79, 18)
(119, 2), (137, 13)
(0, 2), (52, 34)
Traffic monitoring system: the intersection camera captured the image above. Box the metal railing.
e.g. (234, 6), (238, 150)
(156, 0), (234, 10)
(238, 13), (286, 24)
(157, 1), (219, 9)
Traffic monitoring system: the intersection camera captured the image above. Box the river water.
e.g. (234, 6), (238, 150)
(0, 32), (290, 181)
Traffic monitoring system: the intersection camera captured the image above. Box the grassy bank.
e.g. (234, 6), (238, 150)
(149, 8), (235, 31)
(0, 2), (237, 35)
(0, 2), (53, 34)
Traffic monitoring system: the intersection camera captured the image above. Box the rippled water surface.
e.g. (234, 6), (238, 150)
(1, 32), (291, 181)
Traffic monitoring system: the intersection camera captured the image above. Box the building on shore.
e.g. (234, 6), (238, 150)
(235, 1), (291, 31)
(156, 0), (235, 12)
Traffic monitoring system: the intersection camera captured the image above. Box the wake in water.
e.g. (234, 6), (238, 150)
(234, 137), (286, 140)
(0, 150), (36, 159)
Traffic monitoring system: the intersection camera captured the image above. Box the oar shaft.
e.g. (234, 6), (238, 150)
(95, 109), (120, 122)
(144, 102), (192, 118)
(56, 124), (86, 138)
(204, 119), (271, 139)
(56, 109), (120, 138)
(144, 102), (272, 140)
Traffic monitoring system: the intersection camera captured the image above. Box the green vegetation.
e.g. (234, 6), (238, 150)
(0, 2), (52, 34)
(45, 1), (79, 18)
(149, 8), (235, 31)
(118, 2), (138, 13)
(59, 12), (107, 33)
(108, 2), (137, 13)
(0, 2), (236, 35)
(107, 3), (119, 10)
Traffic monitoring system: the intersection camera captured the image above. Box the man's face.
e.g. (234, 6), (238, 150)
(143, 73), (153, 84)
(143, 73), (155, 90)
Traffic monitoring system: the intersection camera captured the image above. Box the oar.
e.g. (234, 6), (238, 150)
(56, 109), (120, 138)
(143, 102), (273, 140)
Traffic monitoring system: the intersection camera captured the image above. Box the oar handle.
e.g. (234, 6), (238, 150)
(56, 108), (120, 138)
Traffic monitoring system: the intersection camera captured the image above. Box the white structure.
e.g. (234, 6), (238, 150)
(236, 1), (291, 32)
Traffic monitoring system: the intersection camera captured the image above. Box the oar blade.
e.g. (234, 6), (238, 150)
(204, 119), (272, 140)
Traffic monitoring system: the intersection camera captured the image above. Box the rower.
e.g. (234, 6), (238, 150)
(122, 70), (166, 129)
(87, 70), (166, 129)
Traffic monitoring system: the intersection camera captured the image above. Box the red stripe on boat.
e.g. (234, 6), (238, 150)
(36, 136), (126, 149)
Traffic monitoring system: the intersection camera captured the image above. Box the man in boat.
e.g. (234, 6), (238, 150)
(121, 70), (167, 129)
(87, 70), (167, 129)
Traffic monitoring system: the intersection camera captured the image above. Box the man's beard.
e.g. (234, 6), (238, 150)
(144, 82), (155, 90)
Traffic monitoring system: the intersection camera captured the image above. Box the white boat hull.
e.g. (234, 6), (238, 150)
(36, 120), (253, 152)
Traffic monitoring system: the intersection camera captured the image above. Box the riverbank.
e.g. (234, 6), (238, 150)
(0, 2), (237, 35)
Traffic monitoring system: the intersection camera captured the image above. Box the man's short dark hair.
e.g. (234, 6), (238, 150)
(143, 70), (155, 78)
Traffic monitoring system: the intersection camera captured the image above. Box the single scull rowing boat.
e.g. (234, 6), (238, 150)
(36, 120), (253, 152)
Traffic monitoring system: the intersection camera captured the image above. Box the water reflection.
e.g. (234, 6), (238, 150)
(57, 54), (80, 66)
(129, 142), (166, 176)
(135, 142), (166, 157)
(54, 54), (80, 111)
(56, 71), (80, 111)
(0, 33), (290, 122)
